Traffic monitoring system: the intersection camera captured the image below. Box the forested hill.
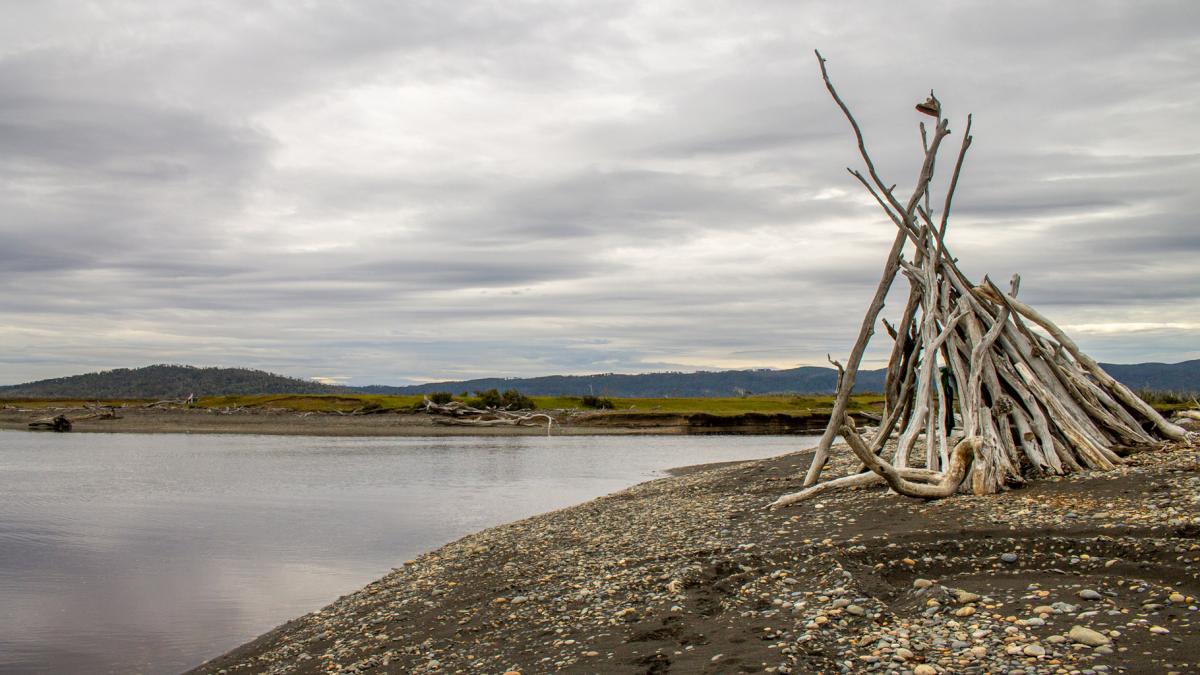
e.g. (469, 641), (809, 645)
(360, 360), (1200, 398)
(3, 360), (1197, 399)
(1097, 360), (1200, 393)
(360, 367), (889, 397)
(0, 365), (346, 399)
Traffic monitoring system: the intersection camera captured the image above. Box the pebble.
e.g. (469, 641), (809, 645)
(914, 665), (937, 675)
(1000, 553), (1019, 563)
(1078, 589), (1102, 600)
(956, 590), (981, 603)
(1068, 625), (1111, 646)
(1023, 644), (1046, 656)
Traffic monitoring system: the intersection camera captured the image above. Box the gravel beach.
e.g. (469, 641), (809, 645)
(187, 433), (1200, 675)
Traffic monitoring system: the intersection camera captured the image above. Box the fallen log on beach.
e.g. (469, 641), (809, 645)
(420, 397), (555, 434)
(28, 415), (72, 432)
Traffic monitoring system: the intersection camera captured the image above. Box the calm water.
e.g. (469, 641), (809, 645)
(0, 431), (815, 674)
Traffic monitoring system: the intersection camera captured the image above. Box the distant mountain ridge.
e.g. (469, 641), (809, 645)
(359, 359), (1200, 398)
(356, 367), (886, 398)
(0, 365), (347, 399)
(2, 360), (1197, 399)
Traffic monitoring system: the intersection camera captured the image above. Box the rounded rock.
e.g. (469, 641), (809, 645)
(955, 590), (981, 603)
(1068, 625), (1110, 646)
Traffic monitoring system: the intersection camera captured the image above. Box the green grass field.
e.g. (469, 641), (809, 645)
(541, 394), (884, 415)
(0, 398), (153, 409)
(197, 393), (886, 415)
(3, 393), (883, 415)
(4, 391), (1187, 415)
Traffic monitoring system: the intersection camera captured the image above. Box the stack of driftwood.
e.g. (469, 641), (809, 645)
(420, 397), (554, 432)
(773, 52), (1189, 508)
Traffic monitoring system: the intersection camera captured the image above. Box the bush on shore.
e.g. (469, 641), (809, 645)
(470, 388), (535, 410)
(580, 394), (615, 410)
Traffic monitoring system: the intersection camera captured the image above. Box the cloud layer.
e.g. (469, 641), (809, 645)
(2, 1), (1198, 385)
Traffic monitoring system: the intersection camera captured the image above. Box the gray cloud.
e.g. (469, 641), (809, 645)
(1, 0), (1198, 385)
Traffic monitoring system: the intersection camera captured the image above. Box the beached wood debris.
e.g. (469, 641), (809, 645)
(773, 52), (1189, 508)
(74, 407), (122, 421)
(143, 394), (195, 409)
(145, 399), (187, 409)
(213, 406), (250, 415)
(28, 415), (72, 432)
(420, 397), (555, 433)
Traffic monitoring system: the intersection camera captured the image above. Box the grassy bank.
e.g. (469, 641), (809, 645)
(196, 393), (887, 415)
(0, 393), (883, 415)
(6, 390), (1192, 414)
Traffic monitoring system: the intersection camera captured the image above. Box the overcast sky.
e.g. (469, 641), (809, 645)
(2, 1), (1197, 386)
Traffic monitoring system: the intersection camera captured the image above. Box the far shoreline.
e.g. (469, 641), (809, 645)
(0, 406), (842, 437)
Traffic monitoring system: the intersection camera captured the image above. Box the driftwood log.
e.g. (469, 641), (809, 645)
(74, 409), (122, 421)
(420, 397), (555, 434)
(773, 52), (1190, 508)
(29, 415), (72, 432)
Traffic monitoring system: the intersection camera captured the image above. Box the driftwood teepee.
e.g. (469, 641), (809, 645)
(773, 52), (1189, 508)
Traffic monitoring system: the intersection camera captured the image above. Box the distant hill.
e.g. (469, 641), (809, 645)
(1099, 360), (1200, 393)
(360, 360), (1200, 398)
(3, 360), (1196, 400)
(358, 367), (887, 398)
(0, 365), (346, 399)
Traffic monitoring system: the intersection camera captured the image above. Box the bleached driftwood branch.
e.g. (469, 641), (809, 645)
(420, 397), (555, 434)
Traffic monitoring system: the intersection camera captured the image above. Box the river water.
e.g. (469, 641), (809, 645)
(0, 431), (816, 674)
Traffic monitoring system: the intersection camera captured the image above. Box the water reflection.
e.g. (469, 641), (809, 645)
(0, 432), (815, 674)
